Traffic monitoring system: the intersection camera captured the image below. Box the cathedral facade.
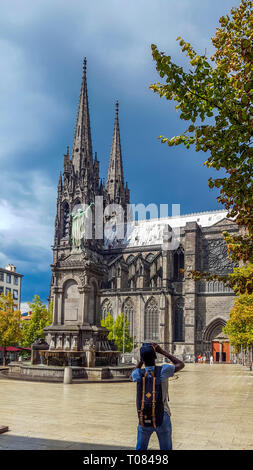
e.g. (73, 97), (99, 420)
(47, 60), (238, 362)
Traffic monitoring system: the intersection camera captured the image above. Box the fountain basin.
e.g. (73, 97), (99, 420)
(1, 361), (134, 382)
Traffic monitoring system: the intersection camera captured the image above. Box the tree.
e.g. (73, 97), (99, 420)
(150, 0), (253, 294)
(223, 293), (253, 353)
(21, 296), (52, 348)
(101, 312), (134, 352)
(150, 0), (253, 267)
(0, 292), (23, 366)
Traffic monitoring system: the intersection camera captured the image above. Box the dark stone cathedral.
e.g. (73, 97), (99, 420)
(45, 59), (239, 363)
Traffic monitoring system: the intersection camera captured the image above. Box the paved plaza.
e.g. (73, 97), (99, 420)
(0, 363), (252, 450)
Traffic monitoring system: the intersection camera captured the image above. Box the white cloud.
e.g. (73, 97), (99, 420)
(20, 302), (30, 314)
(0, 0), (241, 281)
(0, 171), (55, 272)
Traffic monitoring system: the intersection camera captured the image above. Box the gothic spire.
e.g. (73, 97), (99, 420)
(57, 172), (62, 194)
(106, 101), (125, 203)
(71, 58), (93, 173)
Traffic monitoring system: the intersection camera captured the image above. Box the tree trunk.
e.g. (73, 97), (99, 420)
(3, 347), (6, 366)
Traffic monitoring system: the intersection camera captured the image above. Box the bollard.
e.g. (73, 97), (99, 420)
(63, 366), (72, 384)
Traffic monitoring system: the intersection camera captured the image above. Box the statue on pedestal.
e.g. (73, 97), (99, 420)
(84, 338), (96, 368)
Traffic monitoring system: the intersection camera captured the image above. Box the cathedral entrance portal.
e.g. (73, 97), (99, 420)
(202, 318), (230, 362)
(212, 337), (230, 363)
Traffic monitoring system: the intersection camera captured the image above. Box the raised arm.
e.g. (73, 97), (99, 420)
(151, 343), (185, 372)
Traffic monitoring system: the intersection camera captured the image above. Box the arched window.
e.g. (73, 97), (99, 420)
(174, 298), (184, 342)
(146, 253), (154, 263)
(123, 298), (135, 339)
(101, 299), (113, 321)
(126, 255), (135, 265)
(62, 202), (70, 237)
(208, 281), (214, 292)
(173, 246), (184, 280)
(144, 297), (159, 342)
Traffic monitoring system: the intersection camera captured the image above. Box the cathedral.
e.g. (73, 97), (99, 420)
(46, 59), (239, 363)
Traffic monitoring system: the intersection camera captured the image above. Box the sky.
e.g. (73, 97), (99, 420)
(0, 0), (241, 308)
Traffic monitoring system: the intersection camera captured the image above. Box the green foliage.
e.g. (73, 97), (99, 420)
(0, 292), (23, 365)
(0, 292), (23, 346)
(223, 293), (253, 352)
(101, 312), (134, 352)
(21, 296), (52, 347)
(150, 0), (253, 264)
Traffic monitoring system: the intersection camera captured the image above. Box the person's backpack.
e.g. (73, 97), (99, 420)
(136, 366), (164, 428)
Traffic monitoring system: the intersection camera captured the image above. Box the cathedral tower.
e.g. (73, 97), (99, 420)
(106, 101), (130, 216)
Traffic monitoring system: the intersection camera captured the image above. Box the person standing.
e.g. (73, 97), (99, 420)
(210, 355), (214, 365)
(131, 343), (184, 450)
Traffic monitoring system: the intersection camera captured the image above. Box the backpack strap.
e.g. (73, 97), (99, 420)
(151, 371), (156, 428)
(139, 371), (147, 427)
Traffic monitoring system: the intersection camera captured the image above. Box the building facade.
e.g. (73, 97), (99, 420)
(47, 60), (238, 362)
(0, 264), (23, 309)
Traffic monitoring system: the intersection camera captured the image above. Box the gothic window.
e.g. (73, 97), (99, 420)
(173, 246), (184, 280)
(205, 238), (238, 274)
(126, 255), (135, 264)
(146, 253), (154, 263)
(174, 298), (184, 342)
(101, 299), (113, 321)
(62, 202), (70, 237)
(123, 298), (135, 339)
(208, 281), (214, 292)
(144, 297), (159, 342)
(214, 281), (219, 292)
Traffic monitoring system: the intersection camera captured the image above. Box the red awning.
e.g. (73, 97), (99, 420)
(0, 347), (31, 352)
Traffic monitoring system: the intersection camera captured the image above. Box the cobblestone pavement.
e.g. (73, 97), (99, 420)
(0, 364), (252, 450)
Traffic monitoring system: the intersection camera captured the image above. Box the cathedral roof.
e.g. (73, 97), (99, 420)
(104, 210), (234, 249)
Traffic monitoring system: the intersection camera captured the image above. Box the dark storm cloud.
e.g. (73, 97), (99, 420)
(0, 0), (240, 305)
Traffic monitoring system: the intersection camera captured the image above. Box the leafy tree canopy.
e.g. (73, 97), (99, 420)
(0, 292), (23, 365)
(150, 0), (253, 265)
(223, 293), (253, 352)
(21, 295), (52, 347)
(101, 312), (134, 353)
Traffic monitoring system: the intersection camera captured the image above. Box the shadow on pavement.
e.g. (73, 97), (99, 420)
(0, 434), (134, 450)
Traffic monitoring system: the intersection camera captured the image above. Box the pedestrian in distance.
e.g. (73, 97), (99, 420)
(210, 355), (214, 365)
(131, 342), (185, 450)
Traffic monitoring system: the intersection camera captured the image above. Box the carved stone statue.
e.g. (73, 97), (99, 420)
(84, 338), (96, 368)
(56, 335), (63, 350)
(71, 203), (95, 252)
(64, 336), (71, 350)
(31, 337), (49, 365)
(49, 336), (56, 350)
(71, 336), (78, 351)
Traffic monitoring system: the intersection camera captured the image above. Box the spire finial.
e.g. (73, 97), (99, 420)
(115, 100), (119, 118)
(83, 57), (87, 76)
(71, 57), (93, 172)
